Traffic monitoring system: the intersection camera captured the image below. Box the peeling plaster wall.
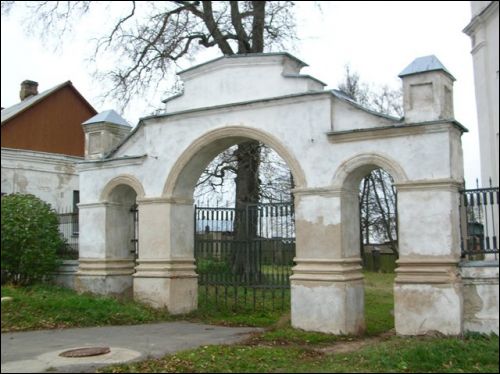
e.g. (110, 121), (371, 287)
(460, 262), (499, 334)
(166, 54), (324, 112)
(1, 147), (81, 210)
(79, 97), (461, 206)
(76, 54), (471, 331)
(394, 283), (463, 335)
(291, 282), (364, 334)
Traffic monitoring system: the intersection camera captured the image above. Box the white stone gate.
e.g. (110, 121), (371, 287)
(77, 53), (467, 335)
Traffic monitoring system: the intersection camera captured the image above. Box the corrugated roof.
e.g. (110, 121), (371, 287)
(82, 109), (131, 127)
(398, 55), (455, 81)
(1, 81), (71, 124)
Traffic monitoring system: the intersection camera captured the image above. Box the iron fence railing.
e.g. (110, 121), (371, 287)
(57, 209), (79, 259)
(460, 186), (499, 260)
(194, 203), (296, 310)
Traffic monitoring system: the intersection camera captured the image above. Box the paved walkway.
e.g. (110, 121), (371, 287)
(1, 322), (261, 373)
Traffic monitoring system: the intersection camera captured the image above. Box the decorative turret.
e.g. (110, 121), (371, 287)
(399, 55), (455, 123)
(82, 109), (131, 160)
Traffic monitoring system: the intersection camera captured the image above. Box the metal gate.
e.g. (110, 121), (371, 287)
(194, 202), (295, 310)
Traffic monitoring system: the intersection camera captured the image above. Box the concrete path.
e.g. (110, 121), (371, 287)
(1, 322), (261, 373)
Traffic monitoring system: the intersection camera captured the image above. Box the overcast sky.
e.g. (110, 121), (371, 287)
(1, 1), (481, 187)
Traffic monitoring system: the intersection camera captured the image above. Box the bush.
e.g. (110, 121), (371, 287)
(1, 194), (63, 285)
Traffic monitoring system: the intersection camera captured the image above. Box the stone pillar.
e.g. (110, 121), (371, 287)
(394, 181), (463, 335)
(133, 197), (198, 314)
(290, 190), (364, 334)
(76, 202), (135, 297)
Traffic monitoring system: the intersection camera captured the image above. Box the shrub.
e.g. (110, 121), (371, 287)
(1, 194), (63, 285)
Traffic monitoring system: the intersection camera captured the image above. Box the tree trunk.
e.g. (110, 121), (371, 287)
(232, 141), (261, 279)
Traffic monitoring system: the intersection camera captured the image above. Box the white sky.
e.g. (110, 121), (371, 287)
(1, 1), (481, 187)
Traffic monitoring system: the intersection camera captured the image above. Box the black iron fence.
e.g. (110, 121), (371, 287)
(56, 209), (79, 259)
(194, 203), (295, 310)
(460, 186), (499, 260)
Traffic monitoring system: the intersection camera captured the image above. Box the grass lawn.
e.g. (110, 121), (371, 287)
(100, 334), (499, 373)
(2, 272), (498, 373)
(1, 284), (174, 332)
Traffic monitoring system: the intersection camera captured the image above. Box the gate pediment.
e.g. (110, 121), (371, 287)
(163, 53), (326, 112)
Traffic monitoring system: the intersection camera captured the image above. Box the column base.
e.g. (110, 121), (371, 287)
(76, 258), (135, 298)
(290, 258), (365, 334)
(394, 259), (463, 335)
(133, 258), (198, 314)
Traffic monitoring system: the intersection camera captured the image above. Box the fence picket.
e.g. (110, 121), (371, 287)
(194, 202), (295, 311)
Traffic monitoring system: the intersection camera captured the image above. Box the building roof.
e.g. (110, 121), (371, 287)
(1, 81), (96, 125)
(82, 109), (131, 127)
(398, 55), (455, 81)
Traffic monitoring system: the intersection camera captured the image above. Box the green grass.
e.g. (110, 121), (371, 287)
(1, 284), (174, 332)
(188, 285), (289, 326)
(1, 271), (395, 332)
(3, 273), (498, 373)
(101, 334), (499, 373)
(363, 271), (395, 335)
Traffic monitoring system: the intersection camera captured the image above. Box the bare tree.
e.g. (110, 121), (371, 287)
(1, 1), (300, 277)
(195, 143), (293, 205)
(359, 170), (398, 256)
(3, 1), (298, 222)
(339, 64), (402, 256)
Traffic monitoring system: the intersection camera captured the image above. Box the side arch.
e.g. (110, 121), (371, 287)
(100, 174), (146, 202)
(162, 125), (307, 198)
(332, 152), (408, 190)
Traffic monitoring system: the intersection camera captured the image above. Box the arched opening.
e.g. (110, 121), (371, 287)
(359, 169), (398, 273)
(160, 126), (304, 316)
(106, 184), (138, 260)
(194, 143), (296, 314)
(104, 183), (139, 296)
(336, 155), (405, 335)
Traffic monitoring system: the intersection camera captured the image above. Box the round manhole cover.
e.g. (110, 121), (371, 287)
(59, 347), (111, 358)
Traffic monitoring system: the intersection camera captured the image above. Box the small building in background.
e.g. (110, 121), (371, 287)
(1, 80), (97, 211)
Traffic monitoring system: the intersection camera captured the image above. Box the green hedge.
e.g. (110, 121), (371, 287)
(1, 194), (63, 285)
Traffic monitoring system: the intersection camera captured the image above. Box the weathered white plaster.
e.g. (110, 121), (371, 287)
(291, 282), (364, 334)
(401, 71), (455, 123)
(76, 274), (133, 298)
(78, 204), (107, 259)
(1, 148), (81, 210)
(397, 188), (461, 258)
(77, 53), (469, 334)
(52, 260), (79, 289)
(394, 283), (463, 335)
(133, 275), (197, 314)
(331, 96), (396, 131)
(460, 262), (499, 334)
(295, 194), (341, 226)
(165, 53), (325, 112)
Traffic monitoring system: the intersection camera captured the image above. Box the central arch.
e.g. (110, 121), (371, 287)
(162, 126), (307, 200)
(134, 125), (306, 314)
